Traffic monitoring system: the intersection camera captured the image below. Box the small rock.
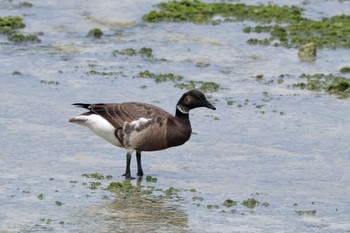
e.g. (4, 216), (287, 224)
(298, 42), (316, 61)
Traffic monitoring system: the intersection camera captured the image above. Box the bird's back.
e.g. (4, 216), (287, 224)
(88, 102), (173, 129)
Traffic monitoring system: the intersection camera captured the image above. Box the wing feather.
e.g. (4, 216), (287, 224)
(88, 102), (172, 128)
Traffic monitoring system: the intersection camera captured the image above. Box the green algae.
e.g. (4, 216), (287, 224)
(223, 199), (237, 208)
(328, 81), (350, 93)
(81, 173), (112, 180)
(226, 99), (234, 106)
(85, 69), (125, 77)
(106, 181), (138, 197)
(206, 114), (219, 121)
(287, 15), (350, 48)
(40, 80), (60, 86)
(293, 73), (350, 98)
(18, 1), (33, 8)
(143, 0), (350, 48)
(199, 81), (220, 93)
(143, 0), (302, 24)
(175, 80), (221, 93)
(207, 204), (219, 209)
(138, 70), (184, 83)
(105, 180), (184, 202)
(245, 14), (350, 48)
(241, 198), (260, 209)
(154, 73), (183, 83)
(164, 187), (180, 196)
(40, 218), (53, 224)
(75, 172), (284, 219)
(87, 28), (103, 38)
(138, 47), (153, 58)
(113, 47), (153, 58)
(261, 202), (270, 207)
(7, 33), (40, 43)
(0, 16), (41, 43)
(0, 16), (25, 34)
(174, 80), (196, 90)
(77, 173), (280, 216)
(86, 70), (115, 76)
(37, 193), (44, 200)
(81, 173), (113, 191)
(55, 201), (63, 206)
(89, 181), (102, 190)
(12, 71), (22, 75)
(340, 66), (350, 74)
(113, 48), (137, 56)
(145, 175), (158, 183)
(137, 72), (222, 92)
(295, 210), (317, 216)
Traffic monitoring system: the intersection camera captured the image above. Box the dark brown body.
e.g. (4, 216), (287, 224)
(69, 90), (215, 179)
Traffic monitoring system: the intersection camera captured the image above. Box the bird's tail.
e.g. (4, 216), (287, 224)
(69, 103), (92, 124)
(72, 103), (91, 109)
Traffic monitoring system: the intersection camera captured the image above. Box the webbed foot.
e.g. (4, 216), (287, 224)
(122, 173), (135, 180)
(137, 170), (144, 177)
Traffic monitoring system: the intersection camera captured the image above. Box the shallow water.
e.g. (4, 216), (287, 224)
(1, 0), (350, 232)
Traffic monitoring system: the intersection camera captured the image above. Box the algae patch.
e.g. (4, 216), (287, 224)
(143, 0), (350, 48)
(8, 33), (40, 42)
(143, 0), (303, 24)
(145, 175), (158, 183)
(0, 16), (40, 43)
(340, 67), (350, 74)
(241, 198), (260, 209)
(113, 48), (137, 56)
(113, 47), (153, 58)
(87, 28), (103, 38)
(0, 16), (25, 33)
(18, 1), (33, 8)
(106, 181), (137, 196)
(37, 193), (44, 200)
(137, 70), (220, 93)
(55, 201), (63, 206)
(81, 173), (113, 180)
(293, 73), (350, 98)
(223, 199), (237, 208)
(244, 12), (350, 48)
(138, 70), (184, 83)
(0, 16), (41, 43)
(7, 33), (41, 43)
(295, 210), (317, 216)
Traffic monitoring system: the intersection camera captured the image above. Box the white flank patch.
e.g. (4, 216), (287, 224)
(129, 117), (151, 129)
(71, 115), (123, 147)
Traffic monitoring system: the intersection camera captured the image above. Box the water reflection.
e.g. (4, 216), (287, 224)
(72, 180), (188, 233)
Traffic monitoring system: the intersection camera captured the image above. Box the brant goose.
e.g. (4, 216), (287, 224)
(69, 89), (216, 179)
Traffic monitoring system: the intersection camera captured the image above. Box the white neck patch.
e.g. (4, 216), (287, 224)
(177, 104), (189, 114)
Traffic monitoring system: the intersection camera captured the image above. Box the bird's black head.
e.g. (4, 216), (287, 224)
(176, 90), (216, 114)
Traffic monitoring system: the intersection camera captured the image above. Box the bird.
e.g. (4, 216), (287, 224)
(68, 89), (216, 179)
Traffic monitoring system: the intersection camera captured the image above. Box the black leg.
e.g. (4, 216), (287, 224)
(136, 151), (144, 177)
(122, 151), (134, 180)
